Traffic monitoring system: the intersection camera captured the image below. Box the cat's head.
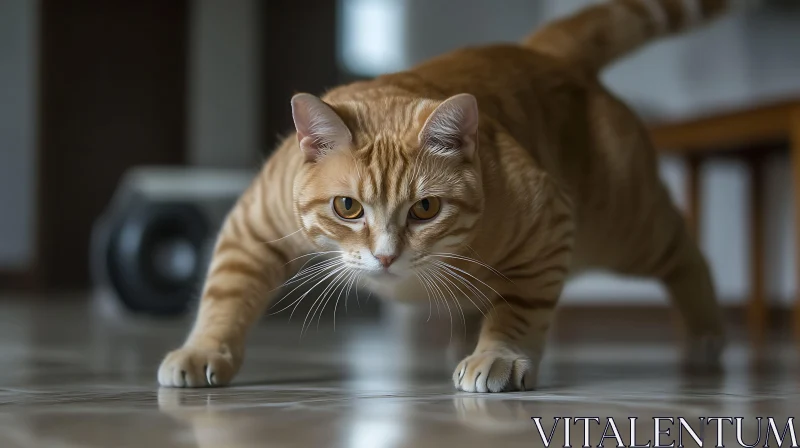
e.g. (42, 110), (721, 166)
(291, 92), (484, 286)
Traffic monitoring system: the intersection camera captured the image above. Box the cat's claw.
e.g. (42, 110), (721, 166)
(453, 350), (538, 393)
(158, 345), (237, 388)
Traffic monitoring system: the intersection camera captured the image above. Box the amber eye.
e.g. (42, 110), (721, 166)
(333, 196), (364, 220)
(409, 197), (441, 221)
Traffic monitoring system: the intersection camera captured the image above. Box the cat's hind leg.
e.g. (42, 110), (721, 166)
(609, 192), (726, 368)
(654, 213), (726, 368)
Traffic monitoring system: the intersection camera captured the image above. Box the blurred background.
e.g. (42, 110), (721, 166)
(1, 0), (800, 323)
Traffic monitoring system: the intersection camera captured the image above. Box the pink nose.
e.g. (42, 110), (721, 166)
(376, 255), (397, 268)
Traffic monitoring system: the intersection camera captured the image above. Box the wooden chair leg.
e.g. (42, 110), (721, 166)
(674, 156), (703, 338)
(747, 155), (766, 346)
(790, 109), (800, 341)
(686, 156), (702, 240)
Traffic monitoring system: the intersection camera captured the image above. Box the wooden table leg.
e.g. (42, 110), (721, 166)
(791, 109), (800, 341)
(747, 155), (766, 346)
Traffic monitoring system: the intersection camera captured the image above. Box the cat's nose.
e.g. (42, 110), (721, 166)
(376, 255), (397, 268)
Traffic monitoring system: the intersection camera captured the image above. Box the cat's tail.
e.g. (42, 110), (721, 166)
(523, 0), (755, 73)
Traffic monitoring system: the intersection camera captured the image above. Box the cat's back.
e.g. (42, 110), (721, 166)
(410, 44), (583, 92)
(356, 44), (593, 106)
(330, 44), (592, 103)
(406, 44), (597, 161)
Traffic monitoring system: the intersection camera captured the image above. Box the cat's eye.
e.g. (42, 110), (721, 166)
(333, 196), (364, 220)
(409, 197), (441, 221)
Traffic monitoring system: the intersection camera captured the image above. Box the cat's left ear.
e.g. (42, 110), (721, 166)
(291, 93), (352, 162)
(418, 93), (479, 160)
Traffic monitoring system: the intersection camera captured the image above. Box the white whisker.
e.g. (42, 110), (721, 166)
(270, 260), (344, 307)
(429, 266), (467, 338)
(422, 267), (453, 341)
(328, 269), (358, 329)
(303, 268), (350, 336)
(271, 256), (341, 294)
(289, 257), (342, 278)
(439, 264), (495, 316)
(333, 270), (358, 330)
(418, 269), (441, 320)
(277, 258), (343, 291)
(435, 260), (509, 309)
(343, 271), (360, 315)
(425, 269), (444, 319)
(285, 252), (342, 281)
(284, 250), (343, 267)
(352, 276), (362, 310)
(317, 268), (354, 331)
(430, 252), (512, 283)
(436, 266), (488, 318)
(414, 272), (434, 322)
(259, 229), (303, 245)
(272, 264), (346, 316)
(300, 268), (346, 336)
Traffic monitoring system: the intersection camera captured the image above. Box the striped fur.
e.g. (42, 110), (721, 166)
(159, 0), (728, 392)
(526, 0), (729, 72)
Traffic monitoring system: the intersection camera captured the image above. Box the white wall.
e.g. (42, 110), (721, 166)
(188, 0), (262, 168)
(0, 0), (37, 270)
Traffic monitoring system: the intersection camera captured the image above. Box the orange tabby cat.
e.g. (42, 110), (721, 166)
(159, 0), (732, 392)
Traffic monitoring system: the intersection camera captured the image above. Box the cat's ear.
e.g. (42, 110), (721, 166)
(291, 93), (352, 162)
(418, 93), (479, 160)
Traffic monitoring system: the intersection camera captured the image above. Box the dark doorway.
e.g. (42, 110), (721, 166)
(36, 0), (190, 289)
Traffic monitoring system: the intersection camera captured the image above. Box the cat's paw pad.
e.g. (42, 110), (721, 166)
(453, 350), (537, 393)
(158, 345), (237, 388)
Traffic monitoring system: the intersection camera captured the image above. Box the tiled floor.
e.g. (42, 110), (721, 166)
(0, 295), (798, 448)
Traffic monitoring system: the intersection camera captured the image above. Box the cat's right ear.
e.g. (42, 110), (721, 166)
(291, 93), (352, 162)
(418, 93), (479, 161)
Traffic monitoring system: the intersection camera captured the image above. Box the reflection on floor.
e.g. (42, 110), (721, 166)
(0, 295), (797, 448)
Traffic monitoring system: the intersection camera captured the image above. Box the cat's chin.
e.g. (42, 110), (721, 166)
(361, 272), (427, 304)
(361, 270), (414, 288)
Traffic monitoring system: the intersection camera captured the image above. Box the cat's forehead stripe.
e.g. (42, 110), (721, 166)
(353, 138), (414, 206)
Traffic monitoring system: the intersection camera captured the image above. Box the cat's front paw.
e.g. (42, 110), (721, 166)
(158, 344), (238, 388)
(453, 349), (538, 393)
